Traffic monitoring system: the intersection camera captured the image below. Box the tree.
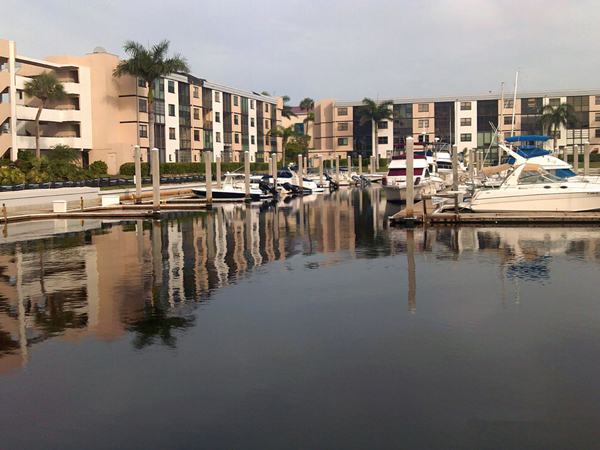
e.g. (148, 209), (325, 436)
(281, 95), (297, 120)
(303, 111), (315, 160)
(537, 103), (579, 152)
(113, 40), (190, 153)
(268, 125), (297, 168)
(23, 72), (67, 159)
(356, 98), (394, 169)
(299, 97), (315, 158)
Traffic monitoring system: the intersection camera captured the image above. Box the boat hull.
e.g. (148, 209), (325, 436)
(383, 184), (424, 203)
(469, 189), (600, 212)
(192, 188), (268, 201)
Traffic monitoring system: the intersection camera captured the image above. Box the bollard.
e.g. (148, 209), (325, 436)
(216, 155), (222, 189)
(405, 137), (414, 220)
(205, 150), (213, 207)
(244, 151), (250, 201)
(584, 142), (590, 177)
(134, 145), (142, 203)
(151, 148), (160, 212)
(80, 196), (84, 212)
(2, 203), (7, 222)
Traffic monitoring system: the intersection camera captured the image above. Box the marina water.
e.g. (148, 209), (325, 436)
(1, 188), (599, 449)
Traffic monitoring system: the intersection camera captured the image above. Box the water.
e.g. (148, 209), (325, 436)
(1, 188), (600, 449)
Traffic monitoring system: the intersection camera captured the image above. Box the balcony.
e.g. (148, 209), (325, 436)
(16, 104), (82, 123)
(17, 135), (84, 149)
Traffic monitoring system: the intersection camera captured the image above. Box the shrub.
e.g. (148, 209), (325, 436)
(89, 160), (108, 175)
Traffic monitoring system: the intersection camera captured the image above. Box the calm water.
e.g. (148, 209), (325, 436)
(1, 188), (600, 449)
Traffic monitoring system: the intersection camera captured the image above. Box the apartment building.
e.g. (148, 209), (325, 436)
(312, 90), (600, 164)
(1, 39), (283, 173)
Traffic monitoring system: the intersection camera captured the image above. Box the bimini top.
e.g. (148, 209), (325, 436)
(505, 135), (550, 143)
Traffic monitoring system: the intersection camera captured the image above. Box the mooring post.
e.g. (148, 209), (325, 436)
(80, 196), (84, 212)
(468, 148), (474, 183)
(298, 154), (304, 193)
(563, 146), (569, 163)
(245, 151), (251, 202)
(272, 153), (278, 188)
(574, 145), (579, 173)
(134, 145), (142, 204)
(319, 155), (324, 187)
(151, 148), (160, 212)
(336, 155), (340, 184)
(358, 155), (362, 176)
(205, 150), (212, 208)
(584, 141), (590, 177)
(2, 203), (7, 223)
(405, 137), (414, 223)
(216, 155), (222, 189)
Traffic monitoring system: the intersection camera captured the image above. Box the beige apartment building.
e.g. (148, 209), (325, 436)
(1, 39), (283, 174)
(309, 91), (600, 165)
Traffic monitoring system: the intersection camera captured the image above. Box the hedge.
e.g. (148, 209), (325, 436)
(119, 161), (270, 177)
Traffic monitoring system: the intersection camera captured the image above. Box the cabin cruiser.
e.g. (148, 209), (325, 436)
(467, 163), (600, 212)
(192, 173), (275, 201)
(382, 151), (446, 203)
(264, 167), (323, 194)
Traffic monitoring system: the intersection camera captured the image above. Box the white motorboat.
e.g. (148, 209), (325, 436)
(467, 163), (600, 212)
(265, 167), (323, 194)
(192, 173), (275, 201)
(382, 152), (446, 203)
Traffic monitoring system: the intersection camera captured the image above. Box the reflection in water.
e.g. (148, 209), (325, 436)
(1, 189), (600, 448)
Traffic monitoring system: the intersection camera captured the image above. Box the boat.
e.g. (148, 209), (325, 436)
(467, 163), (600, 212)
(265, 167), (323, 194)
(382, 146), (446, 203)
(192, 173), (275, 201)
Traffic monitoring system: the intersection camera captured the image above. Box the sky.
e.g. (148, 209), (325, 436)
(4, 0), (600, 105)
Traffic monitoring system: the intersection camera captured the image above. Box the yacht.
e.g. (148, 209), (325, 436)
(382, 150), (445, 203)
(467, 163), (600, 212)
(264, 167), (323, 194)
(192, 173), (275, 201)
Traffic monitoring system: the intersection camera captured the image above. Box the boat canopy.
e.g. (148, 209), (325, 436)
(482, 163), (513, 176)
(505, 135), (550, 143)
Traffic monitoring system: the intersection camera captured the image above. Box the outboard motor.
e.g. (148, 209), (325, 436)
(259, 180), (278, 196)
(282, 182), (301, 194)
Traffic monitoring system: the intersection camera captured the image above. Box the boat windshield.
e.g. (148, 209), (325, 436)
(518, 168), (564, 184)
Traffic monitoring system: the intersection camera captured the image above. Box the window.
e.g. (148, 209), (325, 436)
(234, 115), (239, 125)
(193, 86), (199, 98)
(235, 134), (240, 144)
(595, 113), (600, 122)
(215, 112), (220, 123)
(418, 103), (429, 112)
(251, 117), (255, 127)
(504, 116), (513, 125)
(139, 124), (147, 138)
(138, 78), (146, 87)
(338, 107), (348, 116)
(378, 121), (388, 129)
(215, 92), (220, 102)
(216, 132), (221, 143)
(168, 81), (175, 93)
(193, 108), (199, 120)
(234, 96), (239, 106)
(250, 100), (254, 109)
(265, 120), (269, 129)
(194, 129), (200, 141)
(169, 127), (176, 139)
(378, 136), (388, 144)
(265, 104), (269, 113)
(461, 133), (472, 142)
(549, 98), (560, 107)
(596, 129), (600, 138)
(418, 119), (429, 129)
(596, 96), (600, 105)
(139, 99), (147, 113)
(338, 122), (348, 131)
(251, 135), (255, 145)
(504, 99), (514, 109)
(338, 138), (348, 146)
(460, 118), (471, 126)
(460, 102), (471, 110)
(168, 104), (175, 116)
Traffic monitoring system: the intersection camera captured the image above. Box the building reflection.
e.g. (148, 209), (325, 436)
(2, 189), (600, 372)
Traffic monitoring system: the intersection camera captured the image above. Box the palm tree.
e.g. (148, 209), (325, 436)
(23, 72), (67, 158)
(268, 125), (296, 168)
(281, 95), (297, 120)
(113, 40), (190, 152)
(303, 111), (315, 160)
(357, 98), (394, 169)
(299, 97), (314, 145)
(537, 103), (578, 152)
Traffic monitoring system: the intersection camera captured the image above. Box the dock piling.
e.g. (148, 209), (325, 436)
(245, 151), (250, 202)
(216, 156), (222, 189)
(584, 142), (590, 177)
(134, 145), (142, 204)
(205, 150), (213, 207)
(405, 137), (415, 225)
(151, 148), (160, 212)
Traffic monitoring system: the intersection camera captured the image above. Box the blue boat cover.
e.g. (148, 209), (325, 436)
(506, 135), (550, 142)
(555, 168), (577, 178)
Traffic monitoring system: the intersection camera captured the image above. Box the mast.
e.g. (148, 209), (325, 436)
(499, 81), (505, 161)
(510, 70), (518, 137)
